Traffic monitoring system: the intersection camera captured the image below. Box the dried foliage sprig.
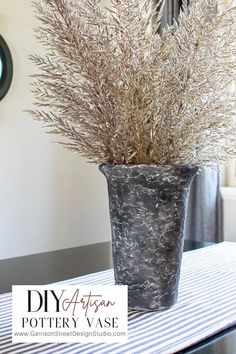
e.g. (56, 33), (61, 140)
(29, 0), (236, 165)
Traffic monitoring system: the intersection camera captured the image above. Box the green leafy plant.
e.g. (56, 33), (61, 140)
(29, 0), (236, 165)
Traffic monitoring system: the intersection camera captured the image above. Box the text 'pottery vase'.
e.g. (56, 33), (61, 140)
(99, 164), (198, 311)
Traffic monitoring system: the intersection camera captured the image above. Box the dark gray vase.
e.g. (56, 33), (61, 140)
(99, 164), (198, 311)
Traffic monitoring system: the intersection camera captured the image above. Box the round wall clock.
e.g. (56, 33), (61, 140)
(0, 35), (13, 100)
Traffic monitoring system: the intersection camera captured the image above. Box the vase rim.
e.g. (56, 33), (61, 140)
(99, 163), (199, 169)
(99, 163), (199, 177)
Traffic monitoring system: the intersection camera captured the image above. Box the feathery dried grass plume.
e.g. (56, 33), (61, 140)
(29, 0), (236, 165)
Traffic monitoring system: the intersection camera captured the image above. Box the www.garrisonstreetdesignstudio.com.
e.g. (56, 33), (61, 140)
(13, 330), (127, 338)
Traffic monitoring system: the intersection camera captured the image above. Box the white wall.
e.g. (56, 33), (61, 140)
(221, 188), (236, 242)
(0, 0), (111, 260)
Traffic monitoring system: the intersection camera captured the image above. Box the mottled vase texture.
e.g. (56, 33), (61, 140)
(100, 164), (198, 311)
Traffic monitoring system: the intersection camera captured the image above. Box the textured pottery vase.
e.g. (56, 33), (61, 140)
(99, 164), (198, 311)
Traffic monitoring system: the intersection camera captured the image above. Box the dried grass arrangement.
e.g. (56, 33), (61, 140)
(29, 0), (236, 165)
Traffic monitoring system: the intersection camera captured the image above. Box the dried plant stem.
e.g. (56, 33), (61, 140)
(28, 0), (236, 166)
